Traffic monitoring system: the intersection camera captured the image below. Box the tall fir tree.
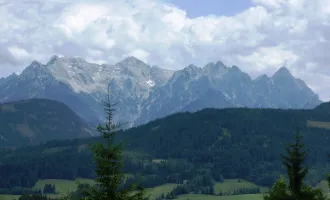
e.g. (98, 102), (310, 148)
(77, 86), (147, 200)
(327, 154), (330, 189)
(328, 174), (330, 189)
(264, 129), (327, 200)
(280, 128), (308, 199)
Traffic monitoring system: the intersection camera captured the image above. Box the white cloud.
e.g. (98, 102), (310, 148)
(237, 46), (298, 72)
(129, 49), (150, 63)
(54, 4), (109, 38)
(251, 0), (285, 9)
(8, 46), (30, 61)
(1, 0), (330, 101)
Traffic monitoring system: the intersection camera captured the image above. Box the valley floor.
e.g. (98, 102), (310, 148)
(0, 178), (269, 200)
(1, 178), (329, 200)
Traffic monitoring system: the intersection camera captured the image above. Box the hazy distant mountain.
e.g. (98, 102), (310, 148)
(0, 56), (322, 127)
(0, 98), (93, 147)
(0, 56), (174, 127)
(135, 63), (322, 125)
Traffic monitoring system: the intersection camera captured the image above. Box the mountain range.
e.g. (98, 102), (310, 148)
(0, 56), (322, 127)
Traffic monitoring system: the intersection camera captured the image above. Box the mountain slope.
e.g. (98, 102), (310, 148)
(122, 102), (330, 155)
(0, 98), (93, 147)
(136, 65), (321, 125)
(0, 56), (322, 127)
(117, 102), (330, 185)
(0, 56), (174, 127)
(1, 103), (330, 189)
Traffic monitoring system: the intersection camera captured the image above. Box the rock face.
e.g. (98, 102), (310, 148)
(0, 56), (322, 127)
(0, 98), (93, 147)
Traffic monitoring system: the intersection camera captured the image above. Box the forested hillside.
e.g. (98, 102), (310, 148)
(0, 99), (93, 147)
(1, 102), (330, 192)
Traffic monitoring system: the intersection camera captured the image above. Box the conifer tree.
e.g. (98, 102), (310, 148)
(280, 129), (308, 199)
(77, 86), (147, 200)
(327, 154), (330, 190)
(264, 129), (327, 200)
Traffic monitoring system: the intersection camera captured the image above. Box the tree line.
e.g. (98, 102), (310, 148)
(2, 90), (330, 199)
(2, 107), (330, 190)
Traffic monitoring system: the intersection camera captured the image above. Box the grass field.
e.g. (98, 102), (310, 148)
(0, 195), (20, 200)
(33, 178), (95, 194)
(315, 180), (330, 197)
(214, 179), (269, 194)
(307, 120), (330, 130)
(176, 194), (263, 200)
(145, 183), (178, 199)
(144, 179), (268, 199)
(0, 193), (263, 200)
(197, 179), (267, 200)
(152, 159), (166, 163)
(0, 179), (268, 200)
(32, 175), (132, 195)
(3, 178), (330, 200)
(3, 179), (177, 200)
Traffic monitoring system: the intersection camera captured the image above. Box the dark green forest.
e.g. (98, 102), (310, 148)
(1, 102), (330, 196)
(0, 99), (92, 147)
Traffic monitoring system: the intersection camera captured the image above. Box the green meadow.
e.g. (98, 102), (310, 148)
(0, 178), (268, 200)
(3, 178), (330, 200)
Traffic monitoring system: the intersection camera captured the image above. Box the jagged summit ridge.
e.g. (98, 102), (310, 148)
(47, 55), (60, 64)
(272, 66), (293, 78)
(0, 57), (322, 127)
(116, 56), (147, 66)
(255, 74), (270, 82)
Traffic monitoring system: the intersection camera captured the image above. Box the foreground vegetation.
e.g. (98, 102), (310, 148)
(0, 88), (147, 200)
(2, 103), (330, 191)
(176, 194), (263, 200)
(2, 91), (330, 199)
(0, 178), (268, 200)
(264, 129), (328, 200)
(68, 88), (146, 200)
(3, 129), (330, 200)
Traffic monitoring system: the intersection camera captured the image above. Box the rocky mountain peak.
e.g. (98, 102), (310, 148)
(113, 56), (152, 79)
(47, 55), (60, 65)
(182, 64), (202, 77)
(272, 66), (293, 78)
(20, 60), (46, 76)
(230, 65), (241, 72)
(203, 61), (227, 75)
(255, 74), (270, 82)
(30, 60), (42, 67)
(186, 64), (199, 70)
(61, 56), (88, 65)
(271, 66), (296, 88)
(215, 61), (226, 67)
(116, 56), (147, 67)
(0, 57), (322, 128)
(9, 72), (18, 77)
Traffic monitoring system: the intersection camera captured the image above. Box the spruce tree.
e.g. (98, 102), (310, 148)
(78, 86), (147, 200)
(263, 176), (291, 200)
(327, 154), (330, 189)
(280, 129), (308, 199)
(264, 129), (327, 200)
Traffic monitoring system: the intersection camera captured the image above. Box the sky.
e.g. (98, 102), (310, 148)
(1, 0), (330, 101)
(167, 0), (252, 17)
